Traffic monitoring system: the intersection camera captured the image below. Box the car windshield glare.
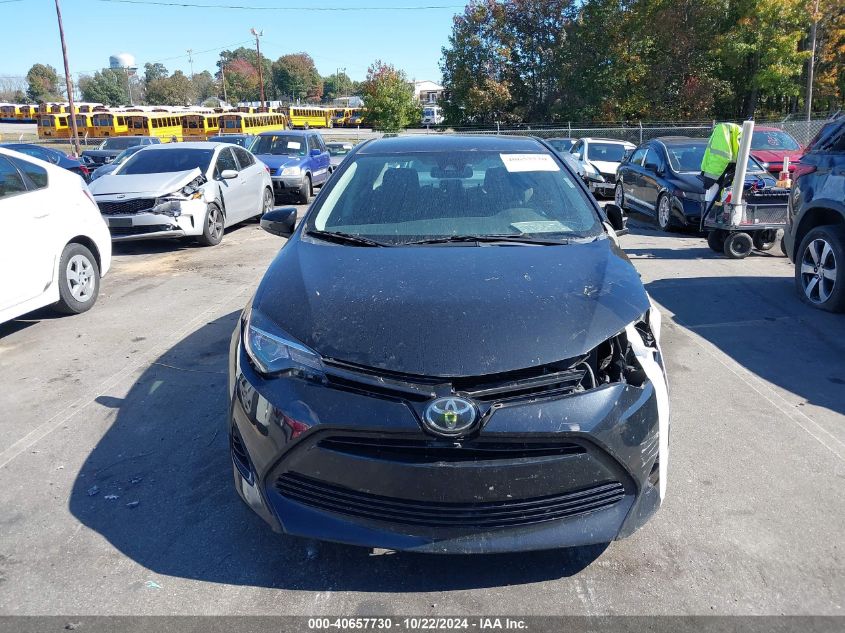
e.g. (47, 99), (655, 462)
(310, 150), (602, 244)
(666, 143), (766, 173)
(586, 143), (628, 162)
(751, 130), (800, 151)
(252, 135), (307, 157)
(118, 148), (214, 175)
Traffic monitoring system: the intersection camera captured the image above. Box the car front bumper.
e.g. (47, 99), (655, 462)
(99, 199), (207, 242)
(271, 176), (305, 197)
(227, 324), (665, 553)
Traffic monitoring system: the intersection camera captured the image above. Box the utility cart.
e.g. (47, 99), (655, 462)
(702, 185), (790, 259)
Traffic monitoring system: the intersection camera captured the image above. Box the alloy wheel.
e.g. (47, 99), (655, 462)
(208, 207), (223, 241)
(614, 183), (624, 208)
(658, 196), (671, 229)
(800, 238), (837, 304)
(263, 189), (273, 214)
(66, 254), (95, 303)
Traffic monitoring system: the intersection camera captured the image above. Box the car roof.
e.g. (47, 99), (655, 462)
(258, 129), (309, 137)
(139, 142), (224, 150)
(582, 137), (633, 144)
(654, 136), (706, 145)
(357, 134), (547, 154)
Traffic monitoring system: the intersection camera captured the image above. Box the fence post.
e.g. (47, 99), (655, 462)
(638, 121), (643, 144)
(496, 121), (500, 135)
(568, 121), (571, 137)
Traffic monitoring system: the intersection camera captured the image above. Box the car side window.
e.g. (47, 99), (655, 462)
(571, 141), (583, 158)
(9, 156), (48, 190)
(215, 147), (238, 177)
(644, 148), (662, 171)
(630, 148), (647, 166)
(0, 156), (28, 199)
(233, 147), (255, 170)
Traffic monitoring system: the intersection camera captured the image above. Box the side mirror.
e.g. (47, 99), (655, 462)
(220, 169), (238, 179)
(260, 206), (297, 238)
(310, 148), (321, 157)
(644, 162), (658, 173)
(605, 203), (628, 236)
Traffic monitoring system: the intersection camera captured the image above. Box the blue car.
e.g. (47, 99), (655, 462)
(250, 130), (331, 204)
(614, 136), (778, 231)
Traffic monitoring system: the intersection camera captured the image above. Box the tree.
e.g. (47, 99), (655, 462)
(360, 60), (420, 131)
(144, 62), (168, 84)
(811, 0), (845, 112)
(146, 70), (195, 105)
(191, 70), (217, 104)
(224, 58), (259, 103)
(217, 47), (271, 101)
(322, 71), (354, 102)
(26, 64), (62, 102)
(78, 69), (129, 106)
(272, 53), (322, 102)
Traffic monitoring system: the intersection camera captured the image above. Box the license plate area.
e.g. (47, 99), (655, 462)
(109, 217), (133, 228)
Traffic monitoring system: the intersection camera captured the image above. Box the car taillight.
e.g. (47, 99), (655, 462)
(792, 163), (816, 180)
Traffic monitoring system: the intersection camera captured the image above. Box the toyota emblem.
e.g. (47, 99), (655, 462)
(423, 397), (478, 436)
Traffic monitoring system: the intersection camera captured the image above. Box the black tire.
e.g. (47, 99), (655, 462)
(297, 175), (312, 205)
(723, 232), (753, 259)
(656, 193), (673, 232)
(707, 229), (727, 253)
(614, 182), (626, 211)
(54, 243), (100, 315)
(753, 230), (777, 251)
(259, 187), (274, 219)
(197, 203), (224, 246)
(795, 225), (845, 312)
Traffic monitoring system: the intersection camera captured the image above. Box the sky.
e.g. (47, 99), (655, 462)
(0, 0), (460, 85)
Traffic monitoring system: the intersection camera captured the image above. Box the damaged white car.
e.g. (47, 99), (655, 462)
(89, 142), (274, 246)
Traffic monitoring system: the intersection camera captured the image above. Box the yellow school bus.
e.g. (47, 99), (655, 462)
(18, 105), (37, 121)
(346, 108), (366, 127)
(0, 104), (21, 121)
(77, 102), (103, 114)
(218, 112), (288, 134)
(49, 103), (70, 114)
(330, 107), (351, 128)
(288, 105), (331, 129)
(126, 112), (183, 142)
(37, 113), (72, 138)
(182, 113), (220, 139)
(74, 113), (96, 138)
(90, 112), (130, 138)
(235, 106), (255, 114)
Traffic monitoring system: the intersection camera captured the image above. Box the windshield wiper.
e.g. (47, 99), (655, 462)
(308, 229), (387, 247)
(403, 234), (571, 246)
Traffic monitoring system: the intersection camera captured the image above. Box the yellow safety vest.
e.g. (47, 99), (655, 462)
(701, 122), (741, 180)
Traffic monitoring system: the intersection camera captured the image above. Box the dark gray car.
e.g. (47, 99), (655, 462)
(82, 136), (160, 167)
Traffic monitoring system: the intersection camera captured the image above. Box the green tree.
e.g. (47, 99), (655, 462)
(223, 58), (259, 103)
(191, 70), (217, 104)
(272, 53), (322, 102)
(144, 62), (168, 84)
(361, 60), (420, 132)
(145, 70), (195, 105)
(217, 47), (272, 101)
(322, 71), (354, 102)
(78, 69), (129, 106)
(26, 63), (62, 102)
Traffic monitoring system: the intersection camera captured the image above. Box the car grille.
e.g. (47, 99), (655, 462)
(275, 472), (625, 528)
(230, 426), (253, 483)
(109, 224), (174, 236)
(98, 198), (156, 215)
(317, 436), (586, 463)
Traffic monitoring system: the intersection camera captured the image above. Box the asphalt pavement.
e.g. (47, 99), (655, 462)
(0, 209), (843, 615)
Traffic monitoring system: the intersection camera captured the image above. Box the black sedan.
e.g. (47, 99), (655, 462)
(0, 143), (90, 181)
(81, 136), (160, 167)
(614, 136), (777, 231)
(228, 134), (669, 553)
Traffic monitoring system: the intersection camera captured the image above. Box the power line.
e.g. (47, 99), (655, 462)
(93, 0), (462, 10)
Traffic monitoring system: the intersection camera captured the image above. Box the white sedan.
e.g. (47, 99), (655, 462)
(0, 147), (112, 324)
(89, 142), (274, 246)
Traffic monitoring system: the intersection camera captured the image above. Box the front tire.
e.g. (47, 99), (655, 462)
(297, 175), (312, 205)
(795, 225), (845, 312)
(723, 232), (753, 259)
(656, 194), (673, 232)
(197, 203), (224, 246)
(259, 187), (274, 219)
(753, 230), (777, 251)
(614, 182), (626, 210)
(55, 243), (100, 315)
(707, 229), (727, 253)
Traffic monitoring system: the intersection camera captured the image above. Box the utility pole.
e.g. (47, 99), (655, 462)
(187, 49), (194, 80)
(250, 28), (265, 108)
(54, 0), (80, 156)
(220, 64), (228, 105)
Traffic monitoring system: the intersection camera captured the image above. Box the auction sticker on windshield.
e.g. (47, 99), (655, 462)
(500, 153), (560, 172)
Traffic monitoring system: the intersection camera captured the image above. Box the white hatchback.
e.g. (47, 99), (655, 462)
(0, 147), (112, 325)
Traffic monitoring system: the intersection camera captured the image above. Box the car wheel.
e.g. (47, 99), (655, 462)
(706, 229), (727, 253)
(795, 225), (845, 312)
(298, 175), (312, 205)
(723, 232), (753, 259)
(259, 187), (274, 219)
(55, 243), (100, 315)
(197, 203), (224, 246)
(614, 182), (626, 210)
(752, 230), (777, 251)
(656, 194), (673, 232)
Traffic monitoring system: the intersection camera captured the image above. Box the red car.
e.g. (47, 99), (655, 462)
(749, 126), (803, 175)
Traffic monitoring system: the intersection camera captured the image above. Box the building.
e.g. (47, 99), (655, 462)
(411, 80), (444, 104)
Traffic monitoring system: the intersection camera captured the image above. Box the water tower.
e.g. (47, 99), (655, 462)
(109, 53), (138, 105)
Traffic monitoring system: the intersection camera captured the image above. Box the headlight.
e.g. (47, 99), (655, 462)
(280, 166), (301, 177)
(584, 163), (604, 182)
(243, 310), (324, 377)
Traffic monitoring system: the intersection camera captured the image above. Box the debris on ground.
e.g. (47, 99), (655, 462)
(104, 494), (119, 500)
(144, 580), (162, 589)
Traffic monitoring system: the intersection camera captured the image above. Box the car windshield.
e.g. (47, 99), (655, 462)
(547, 139), (574, 151)
(309, 150), (603, 245)
(118, 148), (214, 175)
(751, 130), (800, 151)
(112, 146), (144, 165)
(666, 142), (767, 173)
(99, 137), (141, 151)
(586, 143), (628, 162)
(251, 135), (307, 157)
(327, 144), (352, 156)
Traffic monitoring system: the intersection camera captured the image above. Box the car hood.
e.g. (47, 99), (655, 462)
(255, 154), (303, 171)
(588, 159), (621, 175)
(82, 149), (121, 158)
(89, 168), (202, 197)
(750, 148), (803, 165)
(252, 236), (650, 377)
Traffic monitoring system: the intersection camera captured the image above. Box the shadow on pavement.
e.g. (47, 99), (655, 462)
(647, 275), (845, 417)
(69, 311), (606, 591)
